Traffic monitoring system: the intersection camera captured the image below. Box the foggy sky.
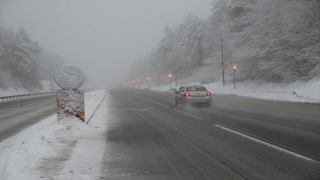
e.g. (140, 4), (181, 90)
(0, 0), (212, 87)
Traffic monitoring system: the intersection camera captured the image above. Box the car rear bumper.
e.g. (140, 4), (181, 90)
(183, 97), (211, 104)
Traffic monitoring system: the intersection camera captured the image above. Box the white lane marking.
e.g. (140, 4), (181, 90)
(155, 102), (202, 120)
(214, 124), (319, 164)
(124, 107), (154, 112)
(140, 107), (154, 111)
(173, 109), (202, 120)
(136, 95), (202, 120)
(28, 110), (46, 116)
(28, 113), (45, 116)
(155, 102), (169, 108)
(28, 113), (44, 116)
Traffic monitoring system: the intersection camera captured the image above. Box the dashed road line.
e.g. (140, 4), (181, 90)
(173, 109), (202, 120)
(135, 94), (202, 120)
(155, 102), (169, 108)
(154, 102), (201, 120)
(214, 124), (319, 164)
(28, 112), (45, 116)
(124, 107), (154, 112)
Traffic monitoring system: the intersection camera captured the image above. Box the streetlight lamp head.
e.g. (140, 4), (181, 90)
(169, 74), (172, 77)
(233, 66), (237, 70)
(147, 77), (150, 80)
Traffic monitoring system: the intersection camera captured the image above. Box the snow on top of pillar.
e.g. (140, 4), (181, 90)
(54, 64), (85, 90)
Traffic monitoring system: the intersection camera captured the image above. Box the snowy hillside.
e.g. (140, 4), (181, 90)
(0, 80), (54, 97)
(214, 0), (320, 82)
(0, 27), (66, 94)
(127, 0), (320, 86)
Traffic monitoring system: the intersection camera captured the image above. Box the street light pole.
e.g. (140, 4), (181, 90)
(208, 29), (225, 86)
(156, 64), (159, 87)
(147, 77), (150, 89)
(169, 74), (172, 90)
(137, 79), (140, 88)
(221, 31), (225, 86)
(28, 79), (30, 94)
(233, 66), (236, 89)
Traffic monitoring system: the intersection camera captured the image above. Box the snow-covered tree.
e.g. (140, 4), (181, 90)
(151, 25), (177, 85)
(0, 26), (67, 91)
(209, 0), (320, 82)
(174, 13), (209, 69)
(8, 28), (43, 89)
(10, 28), (42, 73)
(149, 14), (209, 85)
(127, 0), (320, 85)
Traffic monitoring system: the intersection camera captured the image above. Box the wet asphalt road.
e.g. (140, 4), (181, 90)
(0, 89), (96, 142)
(101, 88), (320, 180)
(0, 95), (56, 142)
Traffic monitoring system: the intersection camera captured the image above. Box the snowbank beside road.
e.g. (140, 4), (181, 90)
(0, 89), (108, 180)
(149, 77), (320, 103)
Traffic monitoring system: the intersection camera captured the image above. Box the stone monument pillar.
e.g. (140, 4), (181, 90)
(54, 65), (85, 121)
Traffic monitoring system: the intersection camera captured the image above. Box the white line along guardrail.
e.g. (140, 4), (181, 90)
(0, 92), (55, 101)
(0, 88), (99, 102)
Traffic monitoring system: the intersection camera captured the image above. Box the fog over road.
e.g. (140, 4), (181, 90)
(102, 88), (320, 180)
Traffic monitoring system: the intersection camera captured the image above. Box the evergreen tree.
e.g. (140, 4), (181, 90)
(175, 13), (208, 70)
(152, 24), (176, 85)
(0, 26), (63, 91)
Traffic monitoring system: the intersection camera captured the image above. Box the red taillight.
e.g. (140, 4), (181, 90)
(184, 93), (191, 97)
(206, 92), (211, 96)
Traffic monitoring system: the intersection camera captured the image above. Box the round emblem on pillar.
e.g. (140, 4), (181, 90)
(54, 64), (85, 90)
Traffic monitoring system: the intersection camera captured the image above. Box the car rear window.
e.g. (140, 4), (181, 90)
(186, 86), (207, 91)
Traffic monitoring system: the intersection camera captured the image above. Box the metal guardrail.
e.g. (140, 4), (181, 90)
(0, 88), (99, 102)
(0, 92), (55, 102)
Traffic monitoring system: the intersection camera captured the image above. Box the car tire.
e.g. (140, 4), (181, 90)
(207, 102), (212, 107)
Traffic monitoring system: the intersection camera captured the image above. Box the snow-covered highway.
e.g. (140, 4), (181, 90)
(0, 95), (56, 142)
(102, 88), (320, 179)
(0, 88), (319, 179)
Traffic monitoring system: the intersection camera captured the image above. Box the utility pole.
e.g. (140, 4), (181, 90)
(208, 29), (225, 86)
(28, 79), (30, 94)
(221, 31), (225, 86)
(169, 74), (172, 90)
(174, 59), (178, 86)
(156, 64), (159, 87)
(233, 66), (236, 89)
